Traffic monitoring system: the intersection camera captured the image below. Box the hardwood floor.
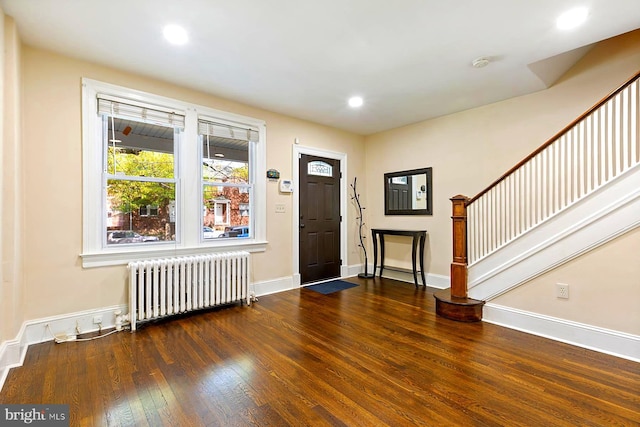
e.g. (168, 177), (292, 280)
(1, 277), (638, 426)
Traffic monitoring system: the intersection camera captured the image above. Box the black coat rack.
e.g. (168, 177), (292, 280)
(351, 177), (374, 278)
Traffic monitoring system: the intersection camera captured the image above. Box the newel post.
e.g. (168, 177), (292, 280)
(433, 194), (483, 322)
(450, 195), (469, 298)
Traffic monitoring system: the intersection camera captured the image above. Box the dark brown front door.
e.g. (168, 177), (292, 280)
(299, 154), (341, 284)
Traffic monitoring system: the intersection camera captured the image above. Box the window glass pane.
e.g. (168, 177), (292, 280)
(107, 180), (176, 244)
(201, 134), (249, 184)
(202, 158), (249, 184)
(105, 116), (175, 178)
(203, 185), (251, 239)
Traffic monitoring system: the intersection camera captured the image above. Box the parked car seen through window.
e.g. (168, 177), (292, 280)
(107, 230), (159, 244)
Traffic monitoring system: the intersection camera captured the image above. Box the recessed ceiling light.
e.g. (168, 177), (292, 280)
(163, 24), (188, 45)
(348, 96), (364, 108)
(556, 7), (589, 30)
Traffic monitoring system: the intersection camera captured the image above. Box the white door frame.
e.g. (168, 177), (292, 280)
(292, 145), (348, 286)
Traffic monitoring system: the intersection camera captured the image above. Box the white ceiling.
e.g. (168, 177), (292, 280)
(1, 0), (639, 135)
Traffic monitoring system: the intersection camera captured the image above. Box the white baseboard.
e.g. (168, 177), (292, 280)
(343, 263), (375, 278)
(377, 269), (449, 289)
(425, 273), (449, 289)
(343, 264), (362, 278)
(253, 276), (297, 297)
(483, 303), (640, 362)
(0, 327), (27, 393)
(0, 304), (128, 391)
(23, 304), (128, 346)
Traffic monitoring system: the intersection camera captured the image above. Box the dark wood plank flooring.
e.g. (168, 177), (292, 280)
(1, 277), (638, 426)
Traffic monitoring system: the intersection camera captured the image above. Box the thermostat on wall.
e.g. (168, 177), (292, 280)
(279, 179), (293, 193)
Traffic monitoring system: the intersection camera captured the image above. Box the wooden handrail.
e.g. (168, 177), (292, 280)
(467, 69), (640, 206)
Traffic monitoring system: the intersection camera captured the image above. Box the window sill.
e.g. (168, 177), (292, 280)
(80, 240), (268, 268)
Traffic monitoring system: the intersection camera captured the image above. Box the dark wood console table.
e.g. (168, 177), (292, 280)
(371, 229), (427, 287)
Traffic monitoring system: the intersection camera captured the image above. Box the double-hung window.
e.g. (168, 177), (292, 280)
(99, 97), (182, 245)
(81, 79), (266, 267)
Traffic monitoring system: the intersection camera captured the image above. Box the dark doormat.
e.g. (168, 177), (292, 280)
(304, 280), (359, 295)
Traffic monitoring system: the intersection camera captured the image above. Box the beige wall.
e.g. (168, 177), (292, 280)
(1, 13), (23, 344)
(493, 227), (640, 335)
(20, 46), (365, 320)
(363, 29), (640, 332)
(5, 20), (639, 340)
(363, 29), (640, 277)
(0, 9), (5, 344)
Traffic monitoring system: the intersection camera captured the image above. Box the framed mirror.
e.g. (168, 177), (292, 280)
(384, 167), (432, 215)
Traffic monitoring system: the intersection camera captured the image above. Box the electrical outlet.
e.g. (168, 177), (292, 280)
(556, 283), (569, 299)
(93, 315), (103, 324)
(275, 203), (286, 213)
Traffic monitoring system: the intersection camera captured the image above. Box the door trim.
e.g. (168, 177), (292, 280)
(292, 145), (348, 286)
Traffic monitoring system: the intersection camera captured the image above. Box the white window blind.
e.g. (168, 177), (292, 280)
(98, 97), (185, 128)
(198, 120), (259, 142)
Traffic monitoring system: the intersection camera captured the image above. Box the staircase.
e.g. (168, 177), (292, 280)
(436, 70), (640, 321)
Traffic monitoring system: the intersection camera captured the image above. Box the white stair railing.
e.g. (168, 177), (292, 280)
(467, 73), (640, 266)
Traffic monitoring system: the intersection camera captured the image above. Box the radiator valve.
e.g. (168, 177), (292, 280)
(114, 310), (130, 331)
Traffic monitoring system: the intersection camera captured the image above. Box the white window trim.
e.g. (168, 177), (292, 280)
(81, 78), (267, 268)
